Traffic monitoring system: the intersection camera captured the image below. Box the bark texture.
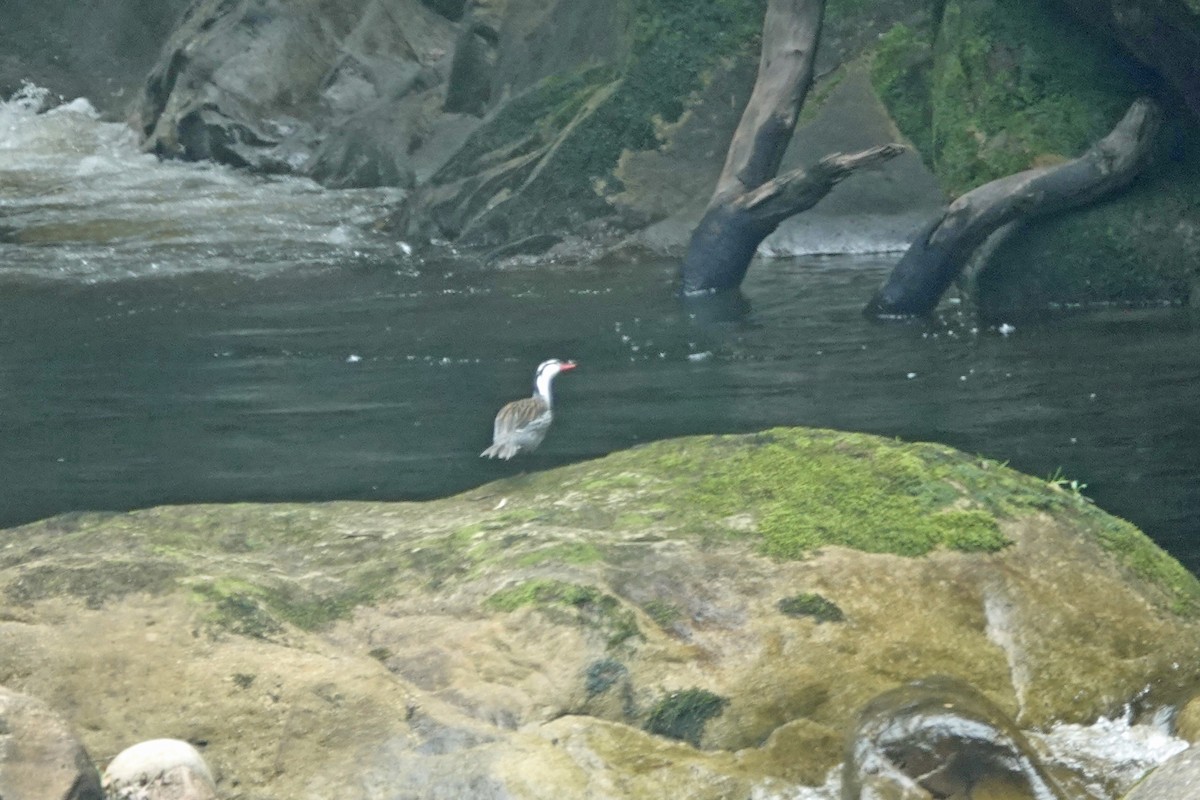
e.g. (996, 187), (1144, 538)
(864, 97), (1163, 318)
(679, 0), (904, 294)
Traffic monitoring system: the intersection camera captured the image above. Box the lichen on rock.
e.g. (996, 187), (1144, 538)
(2, 427), (1200, 797)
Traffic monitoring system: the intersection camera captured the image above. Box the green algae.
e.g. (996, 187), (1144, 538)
(643, 688), (729, 747)
(930, 0), (1135, 196)
(778, 593), (845, 623)
(485, 579), (640, 647)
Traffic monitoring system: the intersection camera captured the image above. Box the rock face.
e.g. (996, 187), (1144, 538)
(134, 0), (458, 178)
(1123, 745), (1200, 800)
(0, 0), (192, 118)
(0, 686), (103, 800)
(2, 428), (1199, 797)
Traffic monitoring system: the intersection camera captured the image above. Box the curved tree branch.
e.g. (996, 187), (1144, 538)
(864, 97), (1163, 318)
(680, 0), (905, 294)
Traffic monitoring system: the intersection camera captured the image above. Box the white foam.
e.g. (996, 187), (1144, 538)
(0, 85), (405, 283)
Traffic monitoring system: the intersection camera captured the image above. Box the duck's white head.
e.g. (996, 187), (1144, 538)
(533, 358), (576, 400)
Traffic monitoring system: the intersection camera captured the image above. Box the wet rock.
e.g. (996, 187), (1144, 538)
(842, 675), (1068, 800)
(0, 686), (103, 800)
(1123, 745), (1200, 800)
(135, 0), (456, 176)
(1173, 694), (1200, 743)
(0, 0), (192, 118)
(103, 739), (216, 800)
(3, 429), (1200, 796)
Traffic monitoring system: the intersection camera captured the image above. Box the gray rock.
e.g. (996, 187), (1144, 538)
(0, 686), (103, 800)
(0, 0), (191, 118)
(1123, 745), (1200, 800)
(136, 0), (456, 178)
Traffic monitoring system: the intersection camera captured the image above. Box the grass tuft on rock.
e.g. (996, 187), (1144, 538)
(643, 688), (729, 747)
(778, 593), (845, 623)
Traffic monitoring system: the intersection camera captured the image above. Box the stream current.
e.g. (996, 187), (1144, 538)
(3, 87), (1198, 574)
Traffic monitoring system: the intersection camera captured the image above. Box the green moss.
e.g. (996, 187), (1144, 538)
(672, 430), (1015, 559)
(870, 23), (935, 160)
(975, 150), (1200, 312)
(5, 559), (180, 607)
(1081, 509), (1200, 618)
(643, 688), (729, 747)
(929, 0), (1139, 195)
(642, 599), (683, 628)
(431, 0), (766, 243)
(485, 579), (640, 647)
(189, 561), (398, 634)
(778, 593), (845, 623)
(503, 429), (1073, 563)
(433, 66), (616, 186)
(192, 579), (284, 639)
(513, 541), (604, 568)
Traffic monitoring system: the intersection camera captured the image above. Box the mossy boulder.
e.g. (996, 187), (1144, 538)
(2, 428), (1200, 797)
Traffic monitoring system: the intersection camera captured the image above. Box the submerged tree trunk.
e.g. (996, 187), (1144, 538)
(679, 0), (903, 294)
(864, 98), (1163, 318)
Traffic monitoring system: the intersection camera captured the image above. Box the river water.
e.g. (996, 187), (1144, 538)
(3, 86), (1198, 574)
(2, 85), (1197, 797)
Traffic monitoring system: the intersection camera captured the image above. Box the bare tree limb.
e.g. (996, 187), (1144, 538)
(712, 0), (825, 203)
(864, 97), (1163, 317)
(736, 144), (908, 225)
(680, 0), (905, 294)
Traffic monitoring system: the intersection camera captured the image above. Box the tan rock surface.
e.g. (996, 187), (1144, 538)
(2, 428), (1199, 797)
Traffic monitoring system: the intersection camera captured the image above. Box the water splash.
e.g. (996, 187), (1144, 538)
(0, 84), (407, 283)
(745, 713), (1186, 800)
(1032, 709), (1189, 799)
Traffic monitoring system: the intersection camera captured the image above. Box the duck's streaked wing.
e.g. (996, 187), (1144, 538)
(494, 396), (549, 438)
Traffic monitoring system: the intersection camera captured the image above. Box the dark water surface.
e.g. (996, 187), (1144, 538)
(2, 253), (1198, 572)
(2, 89), (1198, 575)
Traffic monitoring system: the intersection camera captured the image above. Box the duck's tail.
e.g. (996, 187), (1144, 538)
(480, 442), (519, 460)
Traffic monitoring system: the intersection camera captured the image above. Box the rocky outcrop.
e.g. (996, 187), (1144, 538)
(0, 0), (192, 118)
(0, 686), (103, 800)
(1123, 745), (1200, 800)
(2, 428), (1199, 797)
(134, 0), (458, 179)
